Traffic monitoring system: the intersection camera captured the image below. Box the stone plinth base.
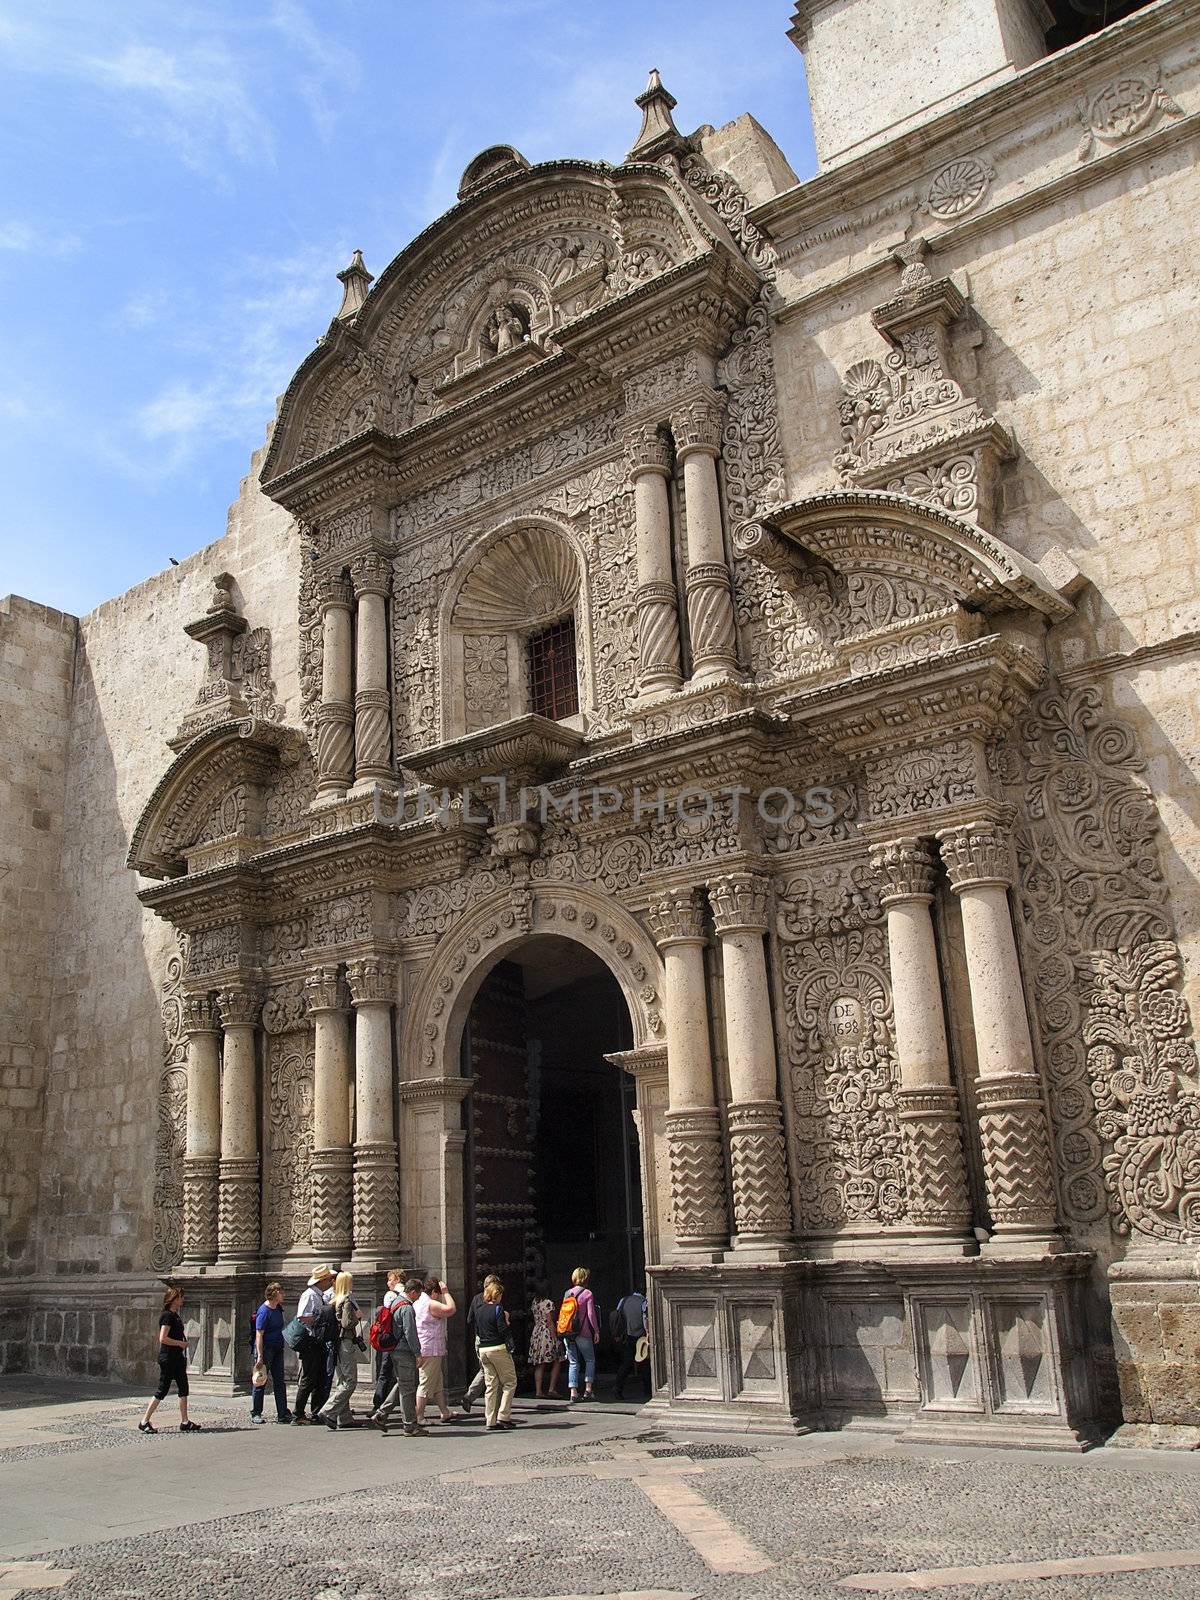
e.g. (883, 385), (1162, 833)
(648, 1251), (1097, 1448)
(1109, 1251), (1200, 1440)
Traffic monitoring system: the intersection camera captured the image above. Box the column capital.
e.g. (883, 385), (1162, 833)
(623, 420), (673, 480)
(305, 966), (348, 1014)
(671, 390), (725, 459)
(870, 836), (938, 905)
(346, 955), (398, 1006)
(215, 985), (261, 1029)
(937, 820), (1012, 892)
(316, 569), (353, 611)
(349, 548), (392, 598)
(181, 992), (219, 1035)
(646, 886), (706, 948)
(709, 872), (770, 936)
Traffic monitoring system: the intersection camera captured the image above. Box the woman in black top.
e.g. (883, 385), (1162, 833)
(139, 1286), (200, 1433)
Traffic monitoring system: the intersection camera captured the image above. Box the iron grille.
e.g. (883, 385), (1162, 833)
(527, 615), (579, 721)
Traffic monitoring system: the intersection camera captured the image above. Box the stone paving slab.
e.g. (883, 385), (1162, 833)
(839, 1549), (1200, 1591)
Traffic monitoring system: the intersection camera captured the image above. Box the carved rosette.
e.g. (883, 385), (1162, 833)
(646, 887), (706, 948)
(709, 873), (769, 936)
(316, 702), (355, 793)
(975, 1075), (1059, 1234)
(937, 821), (1012, 890)
(665, 1108), (729, 1247)
(310, 1147), (354, 1257)
(353, 687), (392, 777)
(181, 1155), (219, 1264)
(346, 957), (397, 1006)
(636, 581), (683, 682)
(870, 838), (937, 905)
(727, 1100), (793, 1239)
(217, 1156), (260, 1261)
(352, 1142), (400, 1255)
(349, 549), (392, 599)
(685, 562), (739, 674)
(895, 1087), (972, 1231)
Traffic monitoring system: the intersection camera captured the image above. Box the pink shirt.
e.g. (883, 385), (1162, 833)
(414, 1292), (448, 1356)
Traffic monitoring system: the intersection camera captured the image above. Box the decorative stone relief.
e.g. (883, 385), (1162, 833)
(1077, 66), (1182, 160)
(777, 868), (909, 1231)
(920, 155), (994, 221)
(1001, 684), (1200, 1244)
(151, 944), (188, 1272)
(263, 1033), (315, 1252)
(463, 635), (511, 732)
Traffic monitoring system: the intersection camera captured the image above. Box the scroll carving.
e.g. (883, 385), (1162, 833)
(151, 944), (188, 1272)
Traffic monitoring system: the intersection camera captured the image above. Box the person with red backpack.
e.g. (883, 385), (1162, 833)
(367, 1278), (427, 1436)
(371, 1269), (404, 1410)
(559, 1266), (600, 1404)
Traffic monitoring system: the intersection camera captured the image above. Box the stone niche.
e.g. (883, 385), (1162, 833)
(647, 1254), (1096, 1447)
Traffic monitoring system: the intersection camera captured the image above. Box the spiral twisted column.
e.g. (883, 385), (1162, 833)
(673, 391), (739, 688)
(181, 993), (220, 1266)
(709, 873), (793, 1250)
(306, 966), (353, 1261)
(215, 985), (261, 1263)
(350, 551), (393, 787)
(646, 887), (729, 1254)
(625, 422), (682, 698)
(315, 570), (354, 799)
(347, 956), (400, 1260)
(869, 837), (972, 1246)
(936, 820), (1060, 1253)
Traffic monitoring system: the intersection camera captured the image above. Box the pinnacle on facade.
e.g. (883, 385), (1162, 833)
(627, 67), (687, 163)
(335, 249), (374, 321)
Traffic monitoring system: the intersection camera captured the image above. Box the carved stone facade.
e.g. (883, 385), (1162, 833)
(3, 3), (1200, 1446)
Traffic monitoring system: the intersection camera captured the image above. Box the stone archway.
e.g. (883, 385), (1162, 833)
(398, 883), (668, 1333)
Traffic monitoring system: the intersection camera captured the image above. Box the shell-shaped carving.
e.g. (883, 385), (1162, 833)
(452, 524), (581, 628)
(842, 359), (885, 398)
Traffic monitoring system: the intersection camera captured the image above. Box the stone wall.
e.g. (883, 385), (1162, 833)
(0, 596), (76, 1274)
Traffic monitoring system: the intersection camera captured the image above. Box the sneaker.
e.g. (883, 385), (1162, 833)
(291, 1414), (308, 1425)
(275, 1413), (293, 1425)
(250, 1415), (266, 1425)
(403, 1424), (429, 1437)
(368, 1414), (388, 1435)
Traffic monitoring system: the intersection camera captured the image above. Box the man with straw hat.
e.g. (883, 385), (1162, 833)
(292, 1264), (337, 1424)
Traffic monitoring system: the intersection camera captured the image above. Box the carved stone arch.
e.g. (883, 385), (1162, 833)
(437, 514), (597, 738)
(400, 883), (665, 1084)
(457, 144), (531, 202)
(128, 718), (304, 880)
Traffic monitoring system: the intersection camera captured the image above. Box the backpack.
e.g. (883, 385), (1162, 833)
(557, 1289), (583, 1337)
(608, 1299), (628, 1345)
(368, 1295), (407, 1353)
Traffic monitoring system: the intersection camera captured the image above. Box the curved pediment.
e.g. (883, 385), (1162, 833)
(128, 719), (304, 880)
(765, 491), (1074, 621)
(261, 160), (731, 483)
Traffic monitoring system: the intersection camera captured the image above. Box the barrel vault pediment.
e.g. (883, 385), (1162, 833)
(262, 158), (736, 483)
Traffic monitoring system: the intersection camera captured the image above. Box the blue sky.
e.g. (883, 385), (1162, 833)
(0, 1), (815, 617)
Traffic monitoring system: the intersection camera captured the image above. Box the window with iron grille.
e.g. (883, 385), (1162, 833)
(527, 615), (579, 721)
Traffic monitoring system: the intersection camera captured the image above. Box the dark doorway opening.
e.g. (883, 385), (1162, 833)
(460, 936), (643, 1382)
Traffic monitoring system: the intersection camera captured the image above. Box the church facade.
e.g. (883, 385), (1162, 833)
(4, 0), (1200, 1446)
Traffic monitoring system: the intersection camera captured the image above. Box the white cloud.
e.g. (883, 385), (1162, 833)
(0, 219), (82, 255)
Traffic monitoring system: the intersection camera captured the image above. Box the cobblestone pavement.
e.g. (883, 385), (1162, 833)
(2, 1383), (1200, 1599)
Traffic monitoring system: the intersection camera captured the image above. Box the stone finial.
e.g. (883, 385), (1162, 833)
(336, 250), (374, 321)
(627, 67), (687, 163)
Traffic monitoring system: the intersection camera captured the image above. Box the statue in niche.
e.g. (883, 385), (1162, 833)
(484, 301), (527, 357)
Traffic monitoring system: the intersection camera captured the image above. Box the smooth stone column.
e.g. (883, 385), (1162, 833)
(870, 837), (973, 1248)
(348, 956), (400, 1259)
(350, 550), (393, 788)
(216, 986), (261, 1263)
(626, 422), (682, 698)
(673, 391), (739, 688)
(937, 820), (1060, 1253)
(709, 873), (794, 1250)
(305, 967), (353, 1262)
(647, 887), (729, 1255)
(181, 994), (220, 1266)
(315, 570), (354, 799)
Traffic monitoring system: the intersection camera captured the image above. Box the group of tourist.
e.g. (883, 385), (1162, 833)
(138, 1264), (650, 1436)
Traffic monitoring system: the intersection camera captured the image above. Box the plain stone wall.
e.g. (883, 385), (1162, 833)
(0, 596), (76, 1273)
(0, 437), (297, 1378)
